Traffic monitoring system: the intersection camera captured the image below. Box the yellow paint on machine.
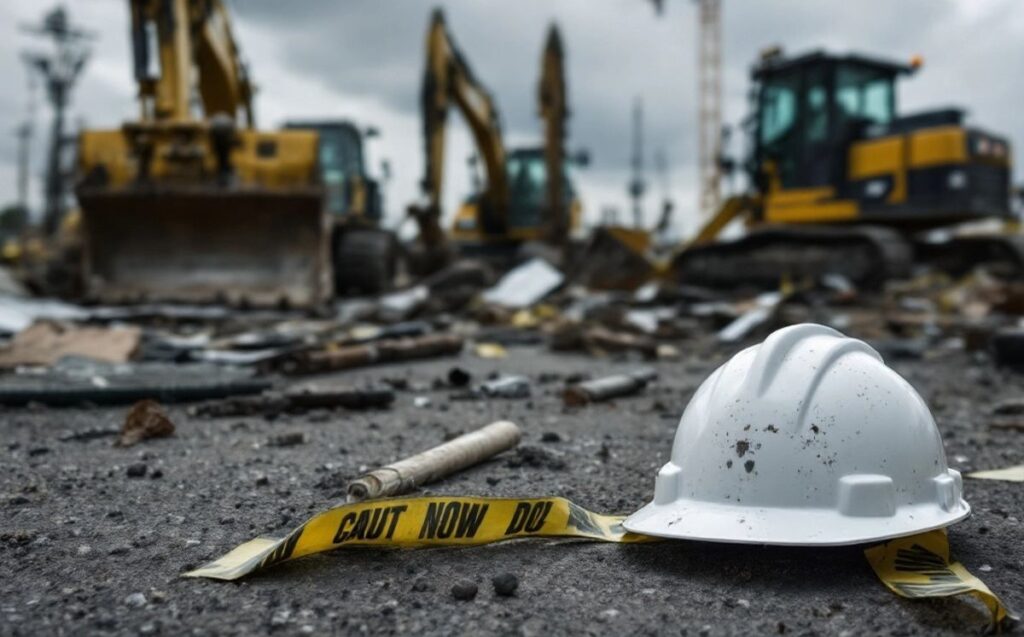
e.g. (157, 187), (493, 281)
(848, 136), (907, 204)
(764, 199), (860, 223)
(909, 126), (967, 167)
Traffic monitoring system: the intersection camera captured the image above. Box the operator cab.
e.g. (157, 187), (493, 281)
(750, 50), (909, 191)
(748, 49), (1012, 224)
(285, 121), (382, 221)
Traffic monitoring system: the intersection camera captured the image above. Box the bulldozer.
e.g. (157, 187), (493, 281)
(75, 0), (393, 308)
(675, 48), (1020, 289)
(408, 9), (584, 272)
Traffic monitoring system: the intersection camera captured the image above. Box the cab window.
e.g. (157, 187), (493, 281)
(835, 65), (894, 125)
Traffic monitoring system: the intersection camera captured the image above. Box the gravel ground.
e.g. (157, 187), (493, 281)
(1, 342), (1022, 636)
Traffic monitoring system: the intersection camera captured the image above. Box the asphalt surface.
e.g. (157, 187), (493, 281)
(1, 340), (1022, 636)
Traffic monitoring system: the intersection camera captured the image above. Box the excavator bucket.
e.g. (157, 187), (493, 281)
(78, 187), (331, 308)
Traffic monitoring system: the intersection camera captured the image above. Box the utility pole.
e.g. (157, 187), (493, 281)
(628, 97), (646, 228)
(21, 5), (93, 236)
(696, 0), (723, 218)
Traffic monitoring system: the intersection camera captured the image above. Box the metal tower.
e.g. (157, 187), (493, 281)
(21, 5), (93, 235)
(696, 0), (722, 218)
(628, 97), (646, 228)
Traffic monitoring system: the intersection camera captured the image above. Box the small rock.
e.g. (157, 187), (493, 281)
(267, 432), (306, 448)
(77, 545), (92, 556)
(451, 580), (478, 601)
(27, 446), (50, 457)
(149, 468), (163, 479)
(255, 473), (270, 486)
(123, 592), (146, 608)
(108, 544), (131, 556)
(8, 495), (30, 505)
(126, 463), (148, 478)
(491, 572), (518, 597)
(116, 400), (175, 447)
(540, 432), (562, 443)
(447, 367), (472, 387)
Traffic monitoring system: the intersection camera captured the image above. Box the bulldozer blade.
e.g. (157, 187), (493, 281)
(78, 187), (330, 308)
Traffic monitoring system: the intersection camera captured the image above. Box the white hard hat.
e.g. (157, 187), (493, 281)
(624, 323), (969, 545)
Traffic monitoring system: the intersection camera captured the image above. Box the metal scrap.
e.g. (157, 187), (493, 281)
(563, 368), (658, 406)
(285, 332), (464, 375)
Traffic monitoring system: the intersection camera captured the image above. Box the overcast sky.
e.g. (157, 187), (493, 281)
(1, 0), (1022, 237)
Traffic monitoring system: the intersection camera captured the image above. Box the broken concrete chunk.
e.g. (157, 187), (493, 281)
(116, 400), (175, 447)
(479, 375), (531, 399)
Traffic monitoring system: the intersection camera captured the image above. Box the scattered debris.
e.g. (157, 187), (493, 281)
(563, 368), (658, 406)
(474, 342), (508, 359)
(0, 321), (141, 367)
(482, 258), (564, 308)
(285, 333), (464, 375)
(718, 292), (785, 343)
(479, 375), (531, 399)
(116, 400), (175, 447)
(347, 420), (521, 501)
(0, 361), (270, 407)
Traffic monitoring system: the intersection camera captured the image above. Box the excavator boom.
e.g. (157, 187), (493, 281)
(538, 24), (569, 247)
(412, 8), (510, 250)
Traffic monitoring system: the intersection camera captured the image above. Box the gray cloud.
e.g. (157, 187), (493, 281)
(1, 0), (1021, 233)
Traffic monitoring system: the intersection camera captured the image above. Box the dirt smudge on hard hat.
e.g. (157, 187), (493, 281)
(744, 460), (755, 473)
(811, 424), (820, 434)
(726, 459), (733, 468)
(735, 440), (750, 457)
(764, 424), (778, 433)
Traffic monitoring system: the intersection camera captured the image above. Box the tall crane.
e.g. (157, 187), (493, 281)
(21, 5), (93, 236)
(628, 97), (646, 228)
(695, 0), (723, 219)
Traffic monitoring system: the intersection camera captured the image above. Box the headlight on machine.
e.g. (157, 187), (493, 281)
(947, 170), (968, 190)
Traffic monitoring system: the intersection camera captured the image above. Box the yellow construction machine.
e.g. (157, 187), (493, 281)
(408, 9), (583, 270)
(76, 0), (393, 307)
(675, 48), (1020, 288)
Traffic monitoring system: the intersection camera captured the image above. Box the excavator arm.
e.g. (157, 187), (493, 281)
(538, 24), (569, 247)
(413, 8), (509, 248)
(130, 0), (253, 125)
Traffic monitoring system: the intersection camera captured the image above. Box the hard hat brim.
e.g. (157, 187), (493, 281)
(623, 497), (971, 546)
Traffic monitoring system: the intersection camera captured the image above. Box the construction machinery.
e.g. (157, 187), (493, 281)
(75, 0), (393, 307)
(409, 9), (582, 270)
(674, 49), (1019, 288)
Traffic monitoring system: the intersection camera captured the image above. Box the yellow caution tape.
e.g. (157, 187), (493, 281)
(187, 495), (1016, 634)
(185, 496), (651, 581)
(865, 529), (1018, 633)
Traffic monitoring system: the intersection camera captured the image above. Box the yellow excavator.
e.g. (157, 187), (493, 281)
(76, 0), (393, 307)
(408, 9), (583, 271)
(675, 48), (1020, 288)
